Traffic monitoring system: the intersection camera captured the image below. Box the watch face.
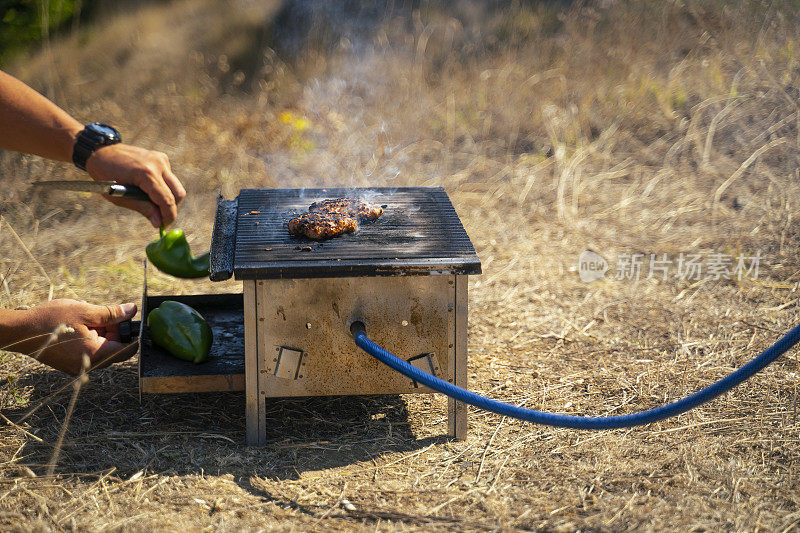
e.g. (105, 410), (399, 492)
(88, 122), (121, 143)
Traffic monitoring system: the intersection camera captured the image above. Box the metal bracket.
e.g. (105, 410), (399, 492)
(407, 352), (440, 388)
(266, 346), (306, 380)
(137, 259), (149, 403)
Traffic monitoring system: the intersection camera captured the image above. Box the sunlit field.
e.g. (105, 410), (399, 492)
(2, 1), (800, 530)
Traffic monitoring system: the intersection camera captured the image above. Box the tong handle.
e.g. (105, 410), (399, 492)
(119, 319), (141, 344)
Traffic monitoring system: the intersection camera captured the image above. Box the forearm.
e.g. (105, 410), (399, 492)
(0, 300), (137, 375)
(0, 70), (82, 162)
(0, 308), (37, 354)
(0, 70), (186, 228)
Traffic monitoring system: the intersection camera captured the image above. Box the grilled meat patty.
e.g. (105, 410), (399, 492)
(287, 212), (357, 240)
(288, 197), (383, 240)
(309, 198), (383, 221)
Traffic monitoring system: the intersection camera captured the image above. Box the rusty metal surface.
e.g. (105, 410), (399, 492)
(255, 275), (455, 397)
(231, 187), (481, 279)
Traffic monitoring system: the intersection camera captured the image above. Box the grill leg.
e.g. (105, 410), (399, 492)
(244, 281), (266, 446)
(448, 275), (468, 440)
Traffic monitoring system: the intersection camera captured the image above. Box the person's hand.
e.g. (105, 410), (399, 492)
(85, 144), (187, 228)
(7, 299), (138, 376)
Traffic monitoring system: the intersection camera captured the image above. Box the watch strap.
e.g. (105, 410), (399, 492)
(72, 123), (121, 171)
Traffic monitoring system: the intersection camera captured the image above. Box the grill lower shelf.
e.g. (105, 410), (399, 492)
(139, 293), (245, 393)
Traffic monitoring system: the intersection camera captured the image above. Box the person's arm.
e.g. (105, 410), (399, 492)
(0, 299), (138, 375)
(0, 70), (81, 160)
(0, 70), (186, 227)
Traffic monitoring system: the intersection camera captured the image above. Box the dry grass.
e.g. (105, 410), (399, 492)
(2, 0), (800, 530)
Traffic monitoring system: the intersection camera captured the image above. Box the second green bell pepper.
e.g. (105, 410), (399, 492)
(147, 301), (213, 364)
(146, 227), (210, 279)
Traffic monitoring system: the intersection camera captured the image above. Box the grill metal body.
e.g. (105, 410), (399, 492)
(143, 187), (480, 446)
(242, 275), (469, 445)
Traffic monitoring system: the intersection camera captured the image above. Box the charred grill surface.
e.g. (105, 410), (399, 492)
(228, 187), (482, 279)
(288, 197), (383, 240)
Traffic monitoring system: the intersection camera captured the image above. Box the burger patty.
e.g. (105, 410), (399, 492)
(288, 197), (383, 240)
(287, 212), (358, 240)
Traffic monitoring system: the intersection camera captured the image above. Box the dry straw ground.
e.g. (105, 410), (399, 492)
(2, 0), (800, 530)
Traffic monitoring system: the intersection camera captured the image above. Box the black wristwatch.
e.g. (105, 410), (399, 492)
(72, 122), (122, 171)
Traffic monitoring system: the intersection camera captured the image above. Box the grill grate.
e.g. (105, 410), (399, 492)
(215, 187), (481, 279)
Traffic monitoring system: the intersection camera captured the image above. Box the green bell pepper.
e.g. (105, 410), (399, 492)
(146, 227), (210, 279)
(147, 301), (213, 364)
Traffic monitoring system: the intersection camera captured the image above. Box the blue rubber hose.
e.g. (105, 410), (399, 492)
(351, 321), (800, 429)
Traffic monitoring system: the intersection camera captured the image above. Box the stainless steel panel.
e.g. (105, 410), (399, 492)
(256, 276), (453, 397)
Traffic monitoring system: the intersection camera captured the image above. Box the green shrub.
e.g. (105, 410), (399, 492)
(1, 0), (83, 62)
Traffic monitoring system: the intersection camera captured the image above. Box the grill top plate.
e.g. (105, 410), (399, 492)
(211, 187), (481, 280)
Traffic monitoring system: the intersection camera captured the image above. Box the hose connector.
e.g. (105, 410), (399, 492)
(349, 320), (367, 338)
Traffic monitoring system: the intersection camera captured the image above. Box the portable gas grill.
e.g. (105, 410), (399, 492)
(136, 187), (481, 445)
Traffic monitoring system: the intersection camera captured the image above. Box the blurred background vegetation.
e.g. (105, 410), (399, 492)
(1, 0), (88, 62)
(3, 1), (800, 530)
